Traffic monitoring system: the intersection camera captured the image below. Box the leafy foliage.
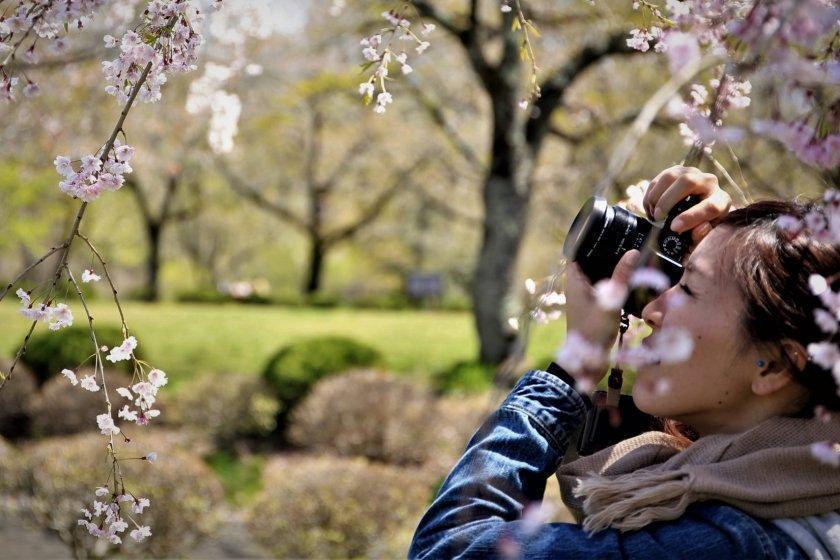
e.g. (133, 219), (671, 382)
(261, 336), (382, 423)
(21, 325), (139, 386)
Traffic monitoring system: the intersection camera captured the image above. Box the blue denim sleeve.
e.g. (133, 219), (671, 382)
(407, 369), (805, 560)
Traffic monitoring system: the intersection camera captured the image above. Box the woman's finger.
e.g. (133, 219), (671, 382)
(644, 166), (688, 220)
(652, 171), (717, 222)
(690, 221), (714, 246)
(670, 188), (732, 232)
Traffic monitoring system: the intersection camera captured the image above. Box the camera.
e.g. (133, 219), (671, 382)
(563, 194), (698, 317)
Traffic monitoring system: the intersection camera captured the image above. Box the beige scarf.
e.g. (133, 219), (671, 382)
(555, 415), (840, 534)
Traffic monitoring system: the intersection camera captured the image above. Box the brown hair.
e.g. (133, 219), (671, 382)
(716, 198), (840, 414)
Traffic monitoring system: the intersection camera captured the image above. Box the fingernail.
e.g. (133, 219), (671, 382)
(671, 217), (684, 231)
(653, 206), (665, 222)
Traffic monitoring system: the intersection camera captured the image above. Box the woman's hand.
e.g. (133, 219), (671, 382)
(643, 166), (732, 247)
(563, 250), (640, 386)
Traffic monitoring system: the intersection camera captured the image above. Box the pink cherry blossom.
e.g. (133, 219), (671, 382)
(554, 331), (606, 374)
(106, 336), (137, 363)
(80, 375), (100, 392)
(62, 369), (79, 386)
(810, 442), (840, 468)
(96, 413), (120, 436)
(593, 278), (628, 311)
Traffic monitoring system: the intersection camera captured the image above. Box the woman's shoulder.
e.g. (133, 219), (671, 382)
(640, 501), (812, 559)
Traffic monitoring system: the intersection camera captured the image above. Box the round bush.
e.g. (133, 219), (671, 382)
(245, 454), (432, 559)
(19, 431), (224, 558)
(261, 336), (382, 419)
(433, 360), (495, 395)
(30, 369), (132, 437)
(288, 369), (437, 465)
(21, 325), (140, 386)
(0, 359), (37, 439)
(167, 373), (279, 450)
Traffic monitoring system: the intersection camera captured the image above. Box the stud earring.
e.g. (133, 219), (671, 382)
(756, 359), (766, 367)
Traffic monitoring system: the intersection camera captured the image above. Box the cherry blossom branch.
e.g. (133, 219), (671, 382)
(593, 51), (723, 196)
(511, 0), (541, 107)
(0, 60), (153, 392)
(76, 232), (129, 340)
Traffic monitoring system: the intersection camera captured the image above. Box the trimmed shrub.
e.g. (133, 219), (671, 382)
(0, 436), (21, 493)
(17, 431), (224, 558)
(288, 369), (437, 465)
(433, 360), (495, 395)
(30, 369), (132, 437)
(0, 360), (37, 439)
(20, 325), (139, 386)
(261, 336), (382, 420)
(245, 454), (432, 559)
(167, 374), (279, 450)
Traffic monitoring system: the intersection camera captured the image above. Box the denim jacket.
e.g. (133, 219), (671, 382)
(408, 370), (807, 559)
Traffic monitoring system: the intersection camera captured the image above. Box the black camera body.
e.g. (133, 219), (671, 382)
(563, 195), (698, 316)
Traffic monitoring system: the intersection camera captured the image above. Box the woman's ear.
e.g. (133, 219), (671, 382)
(750, 339), (807, 397)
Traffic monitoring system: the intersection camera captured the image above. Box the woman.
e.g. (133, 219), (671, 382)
(408, 167), (840, 559)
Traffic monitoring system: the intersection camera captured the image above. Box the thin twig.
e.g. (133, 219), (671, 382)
(65, 264), (124, 494)
(0, 244), (64, 302)
(76, 233), (129, 339)
(706, 151), (751, 206)
(0, 60), (154, 392)
(594, 51), (724, 196)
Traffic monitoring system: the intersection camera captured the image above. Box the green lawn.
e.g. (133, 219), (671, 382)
(0, 301), (566, 387)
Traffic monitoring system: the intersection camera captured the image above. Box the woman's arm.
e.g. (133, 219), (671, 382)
(408, 369), (803, 560)
(408, 369), (588, 558)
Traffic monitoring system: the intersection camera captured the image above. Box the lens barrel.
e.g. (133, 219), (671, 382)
(563, 195), (696, 317)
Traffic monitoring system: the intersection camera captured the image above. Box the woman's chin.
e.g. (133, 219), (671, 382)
(631, 367), (669, 416)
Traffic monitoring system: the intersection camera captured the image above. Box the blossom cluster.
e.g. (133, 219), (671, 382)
(55, 140), (135, 202)
(358, 9), (435, 114)
(4, 0), (217, 548)
(0, 0), (114, 101)
(630, 0), (839, 169)
(101, 0), (205, 105)
(78, 487), (152, 544)
(16, 289), (73, 330)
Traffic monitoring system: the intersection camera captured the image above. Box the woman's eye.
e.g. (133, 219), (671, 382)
(678, 283), (693, 296)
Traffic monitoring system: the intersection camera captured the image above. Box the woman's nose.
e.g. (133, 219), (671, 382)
(641, 294), (664, 329)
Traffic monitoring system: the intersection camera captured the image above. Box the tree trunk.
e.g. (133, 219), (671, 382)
(304, 236), (325, 295)
(471, 94), (534, 364)
(144, 222), (162, 301)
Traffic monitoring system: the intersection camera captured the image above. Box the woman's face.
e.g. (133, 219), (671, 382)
(632, 226), (766, 434)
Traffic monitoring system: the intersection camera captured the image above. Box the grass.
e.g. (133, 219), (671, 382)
(0, 301), (566, 387)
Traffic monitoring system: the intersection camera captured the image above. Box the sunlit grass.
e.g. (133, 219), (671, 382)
(0, 301), (566, 387)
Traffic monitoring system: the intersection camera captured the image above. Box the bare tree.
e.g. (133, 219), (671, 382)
(221, 92), (432, 295)
(124, 168), (201, 301)
(409, 0), (635, 363)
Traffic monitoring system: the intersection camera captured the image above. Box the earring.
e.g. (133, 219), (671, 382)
(756, 359), (766, 367)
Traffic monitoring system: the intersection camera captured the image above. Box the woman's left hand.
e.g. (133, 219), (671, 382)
(563, 250), (640, 384)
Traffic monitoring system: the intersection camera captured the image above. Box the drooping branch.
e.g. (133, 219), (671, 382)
(0, 59), (155, 390)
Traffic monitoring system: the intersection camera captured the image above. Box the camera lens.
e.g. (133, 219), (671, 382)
(563, 195), (695, 317)
(563, 196), (650, 284)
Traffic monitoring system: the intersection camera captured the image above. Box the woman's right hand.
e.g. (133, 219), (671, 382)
(643, 166), (732, 247)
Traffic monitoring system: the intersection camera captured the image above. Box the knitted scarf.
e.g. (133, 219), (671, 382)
(555, 415), (840, 534)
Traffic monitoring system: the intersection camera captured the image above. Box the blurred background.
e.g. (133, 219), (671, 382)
(0, 0), (830, 557)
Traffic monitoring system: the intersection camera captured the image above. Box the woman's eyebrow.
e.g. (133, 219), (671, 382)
(684, 261), (707, 279)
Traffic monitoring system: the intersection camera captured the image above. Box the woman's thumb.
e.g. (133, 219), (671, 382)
(611, 249), (640, 285)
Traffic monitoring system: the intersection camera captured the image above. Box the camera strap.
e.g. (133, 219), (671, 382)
(606, 311), (630, 408)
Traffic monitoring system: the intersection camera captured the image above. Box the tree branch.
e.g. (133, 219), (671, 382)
(217, 160), (310, 233)
(528, 33), (635, 147)
(324, 154), (433, 245)
(405, 75), (485, 173)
